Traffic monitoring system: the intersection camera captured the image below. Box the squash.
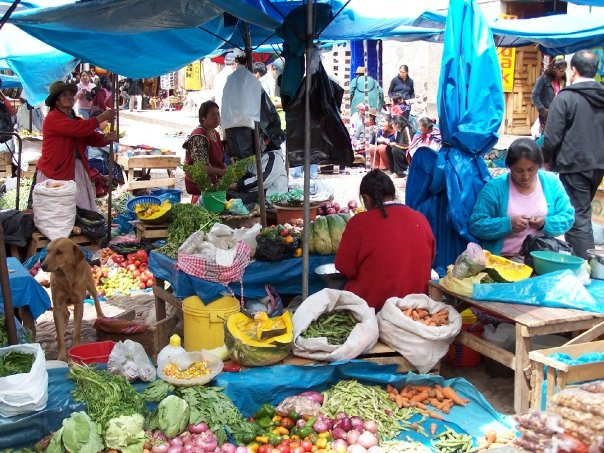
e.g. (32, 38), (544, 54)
(483, 251), (533, 282)
(136, 200), (172, 225)
(225, 311), (293, 366)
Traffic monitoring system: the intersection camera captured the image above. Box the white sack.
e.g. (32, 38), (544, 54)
(293, 289), (379, 362)
(221, 66), (262, 129)
(377, 294), (462, 373)
(32, 179), (77, 240)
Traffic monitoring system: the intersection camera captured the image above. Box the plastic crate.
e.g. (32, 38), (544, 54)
(68, 340), (115, 364)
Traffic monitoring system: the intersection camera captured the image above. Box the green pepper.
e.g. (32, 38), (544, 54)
(256, 416), (273, 428)
(255, 403), (276, 420)
(298, 417), (315, 440)
(240, 432), (256, 445)
(268, 434), (282, 446)
(288, 411), (300, 421)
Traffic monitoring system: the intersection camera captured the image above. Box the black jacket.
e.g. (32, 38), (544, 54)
(542, 80), (604, 174)
(531, 74), (566, 112)
(387, 76), (414, 100)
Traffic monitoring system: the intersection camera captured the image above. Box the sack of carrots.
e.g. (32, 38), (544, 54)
(377, 294), (462, 373)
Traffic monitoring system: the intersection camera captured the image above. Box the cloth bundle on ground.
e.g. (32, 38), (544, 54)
(1, 210), (34, 247)
(32, 179), (77, 240)
(292, 289), (378, 362)
(377, 294), (462, 373)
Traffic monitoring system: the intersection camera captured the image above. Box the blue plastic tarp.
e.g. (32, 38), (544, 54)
(0, 258), (51, 319)
(473, 270), (604, 313)
(0, 73), (21, 88)
(148, 251), (333, 303)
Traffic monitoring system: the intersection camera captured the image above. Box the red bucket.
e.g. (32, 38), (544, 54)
(68, 341), (116, 365)
(446, 324), (483, 367)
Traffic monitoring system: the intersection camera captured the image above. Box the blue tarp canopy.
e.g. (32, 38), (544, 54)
(563, 0), (604, 5)
(9, 0), (437, 78)
(0, 73), (21, 88)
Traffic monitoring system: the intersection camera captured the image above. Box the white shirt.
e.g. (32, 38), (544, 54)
(572, 76), (595, 85)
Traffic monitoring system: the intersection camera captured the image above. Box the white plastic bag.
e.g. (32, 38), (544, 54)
(292, 289), (379, 362)
(107, 340), (156, 382)
(377, 295), (462, 373)
(233, 223), (262, 257)
(157, 350), (223, 387)
(221, 67), (262, 129)
(32, 179), (77, 240)
(0, 343), (48, 417)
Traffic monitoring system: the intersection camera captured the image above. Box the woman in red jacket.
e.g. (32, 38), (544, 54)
(335, 170), (435, 310)
(35, 81), (116, 212)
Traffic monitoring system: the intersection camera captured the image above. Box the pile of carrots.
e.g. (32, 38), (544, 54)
(401, 308), (450, 326)
(386, 384), (469, 421)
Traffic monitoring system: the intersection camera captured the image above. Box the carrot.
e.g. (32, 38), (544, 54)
(413, 401), (427, 410)
(441, 402), (454, 414)
(411, 385), (433, 393)
(386, 384), (397, 395)
(395, 394), (404, 408)
(388, 393), (397, 402)
(430, 423), (437, 435)
(428, 322), (437, 327)
(400, 397), (411, 408)
(441, 387), (468, 406)
(428, 398), (441, 408)
(485, 431), (497, 448)
(403, 308), (413, 317)
(416, 309), (429, 318)
(410, 391), (429, 403)
(426, 410), (445, 421)
(411, 310), (419, 321)
(434, 309), (448, 317)
(436, 399), (452, 410)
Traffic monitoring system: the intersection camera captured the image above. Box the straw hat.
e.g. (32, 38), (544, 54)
(355, 67), (365, 75)
(45, 80), (77, 107)
(368, 107), (378, 117)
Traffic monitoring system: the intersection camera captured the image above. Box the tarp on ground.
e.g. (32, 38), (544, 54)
(9, 0), (437, 78)
(0, 362), (514, 450)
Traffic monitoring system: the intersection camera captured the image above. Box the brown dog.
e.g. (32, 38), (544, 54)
(41, 237), (105, 361)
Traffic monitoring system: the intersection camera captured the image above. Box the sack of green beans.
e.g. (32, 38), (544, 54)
(292, 288), (379, 361)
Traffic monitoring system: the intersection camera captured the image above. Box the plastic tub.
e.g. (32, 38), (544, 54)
(275, 205), (317, 224)
(151, 189), (182, 205)
(530, 251), (585, 275)
(68, 341), (115, 365)
(202, 191), (226, 213)
(182, 295), (240, 351)
(126, 196), (161, 220)
(446, 309), (483, 367)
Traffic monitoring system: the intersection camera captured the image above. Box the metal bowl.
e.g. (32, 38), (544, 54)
(315, 263), (347, 289)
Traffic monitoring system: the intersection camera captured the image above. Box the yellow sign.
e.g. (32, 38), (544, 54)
(497, 47), (516, 93)
(185, 61), (202, 91)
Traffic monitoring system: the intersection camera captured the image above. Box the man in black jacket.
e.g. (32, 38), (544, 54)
(542, 50), (604, 259)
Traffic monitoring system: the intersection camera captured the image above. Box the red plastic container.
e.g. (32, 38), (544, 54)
(446, 324), (483, 367)
(68, 341), (116, 365)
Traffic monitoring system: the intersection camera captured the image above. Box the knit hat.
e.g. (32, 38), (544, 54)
(355, 67), (365, 75)
(45, 80), (77, 107)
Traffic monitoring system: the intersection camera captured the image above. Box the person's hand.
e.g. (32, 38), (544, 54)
(511, 216), (530, 233)
(103, 131), (118, 142)
(97, 108), (115, 123)
(529, 216), (545, 230)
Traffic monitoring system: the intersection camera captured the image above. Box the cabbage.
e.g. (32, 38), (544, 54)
(56, 411), (104, 453)
(104, 414), (146, 453)
(146, 395), (190, 438)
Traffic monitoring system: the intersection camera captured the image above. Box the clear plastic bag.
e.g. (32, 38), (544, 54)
(276, 396), (322, 417)
(579, 380), (604, 394)
(551, 388), (604, 417)
(107, 340), (156, 382)
(549, 404), (604, 432)
(157, 350), (223, 387)
(452, 242), (486, 278)
(514, 411), (564, 435)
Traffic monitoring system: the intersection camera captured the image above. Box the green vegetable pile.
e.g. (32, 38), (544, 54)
(0, 178), (32, 211)
(0, 351), (34, 377)
(45, 411), (105, 453)
(268, 189), (304, 206)
(322, 379), (416, 440)
(178, 385), (257, 445)
(141, 379), (175, 402)
(301, 310), (358, 345)
(68, 363), (145, 432)
(184, 155), (255, 192)
(111, 192), (132, 216)
(0, 316), (34, 347)
(432, 427), (477, 453)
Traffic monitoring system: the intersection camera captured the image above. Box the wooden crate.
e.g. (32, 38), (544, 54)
(0, 152), (12, 178)
(135, 221), (168, 242)
(27, 229), (100, 258)
(95, 309), (179, 364)
(283, 342), (440, 374)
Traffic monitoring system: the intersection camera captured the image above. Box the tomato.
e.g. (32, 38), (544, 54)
(291, 447), (304, 453)
(277, 446), (290, 453)
(258, 446), (272, 453)
(280, 439), (291, 445)
(146, 279), (154, 288)
(301, 440), (312, 452)
(280, 417), (295, 429)
(131, 270), (140, 277)
(139, 263), (148, 271)
(139, 282), (146, 289)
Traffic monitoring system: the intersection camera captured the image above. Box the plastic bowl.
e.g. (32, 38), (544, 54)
(68, 341), (116, 365)
(530, 251), (585, 275)
(126, 196), (161, 219)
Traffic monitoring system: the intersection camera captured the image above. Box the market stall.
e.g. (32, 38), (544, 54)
(116, 152), (180, 194)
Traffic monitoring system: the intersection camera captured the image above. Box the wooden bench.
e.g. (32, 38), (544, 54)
(428, 281), (604, 413)
(116, 154), (180, 193)
(134, 221), (168, 242)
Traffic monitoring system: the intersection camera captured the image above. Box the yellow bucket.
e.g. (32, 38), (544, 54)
(182, 295), (240, 351)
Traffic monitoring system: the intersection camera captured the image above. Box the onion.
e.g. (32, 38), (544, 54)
(348, 200), (358, 210)
(346, 430), (360, 445)
(298, 391), (324, 404)
(336, 416), (352, 432)
(154, 430), (168, 441)
(363, 420), (378, 434)
(347, 445), (366, 453)
(235, 448), (249, 453)
(332, 203), (340, 212)
(336, 412), (348, 420)
(296, 419), (307, 429)
(367, 447), (381, 453)
(313, 419), (328, 433)
(189, 422), (208, 434)
(152, 444), (170, 453)
(339, 207), (350, 214)
(183, 444), (195, 453)
(326, 208), (337, 215)
(350, 417), (364, 433)
(171, 437), (185, 447)
(221, 443), (237, 453)
(195, 432), (217, 452)
(167, 447), (183, 453)
(331, 427), (347, 440)
(357, 431), (378, 449)
(331, 439), (348, 453)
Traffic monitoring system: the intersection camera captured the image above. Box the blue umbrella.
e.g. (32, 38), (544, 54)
(406, 0), (503, 275)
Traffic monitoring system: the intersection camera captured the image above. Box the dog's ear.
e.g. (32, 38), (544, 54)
(72, 243), (85, 265)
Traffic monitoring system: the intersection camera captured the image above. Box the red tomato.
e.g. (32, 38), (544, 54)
(139, 282), (146, 289)
(146, 279), (154, 288)
(301, 440), (312, 452)
(271, 450), (281, 453)
(139, 263), (148, 271)
(291, 447), (305, 453)
(127, 264), (136, 272)
(258, 446), (271, 453)
(132, 270), (140, 277)
(280, 439), (292, 445)
(277, 445), (290, 453)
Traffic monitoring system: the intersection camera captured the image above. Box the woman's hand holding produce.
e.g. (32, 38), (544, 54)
(528, 216), (545, 230)
(511, 216), (529, 233)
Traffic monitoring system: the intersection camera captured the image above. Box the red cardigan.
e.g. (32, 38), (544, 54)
(37, 109), (106, 180)
(335, 204), (435, 310)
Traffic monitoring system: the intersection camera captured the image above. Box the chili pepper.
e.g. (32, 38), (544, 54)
(255, 403), (276, 420)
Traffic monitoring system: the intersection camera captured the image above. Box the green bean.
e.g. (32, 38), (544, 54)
(301, 310), (358, 345)
(432, 428), (477, 453)
(381, 438), (431, 453)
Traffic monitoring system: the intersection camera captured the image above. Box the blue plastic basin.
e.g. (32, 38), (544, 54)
(530, 250), (585, 275)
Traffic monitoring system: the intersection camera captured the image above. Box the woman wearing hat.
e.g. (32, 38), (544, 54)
(349, 67), (384, 114)
(34, 80), (116, 212)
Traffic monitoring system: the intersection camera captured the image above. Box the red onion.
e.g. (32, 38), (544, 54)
(331, 428), (347, 440)
(350, 417), (364, 433)
(313, 419), (328, 433)
(167, 447), (183, 453)
(357, 432), (378, 449)
(367, 447), (381, 453)
(335, 416), (352, 432)
(346, 430), (360, 445)
(339, 207), (350, 214)
(235, 448), (249, 453)
(363, 420), (378, 434)
(331, 439), (348, 453)
(221, 443), (237, 453)
(298, 391), (324, 405)
(189, 422), (208, 434)
(152, 444), (170, 453)
(332, 203), (340, 212)
(348, 200), (358, 210)
(346, 445), (366, 453)
(170, 437), (184, 447)
(296, 419), (307, 429)
(182, 444), (195, 453)
(336, 412), (347, 420)
(153, 430), (168, 441)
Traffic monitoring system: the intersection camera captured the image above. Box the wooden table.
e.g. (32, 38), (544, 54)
(116, 154), (180, 193)
(428, 281), (604, 413)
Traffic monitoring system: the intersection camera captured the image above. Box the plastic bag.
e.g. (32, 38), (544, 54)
(228, 199), (249, 215)
(276, 396), (321, 417)
(292, 289), (379, 362)
(521, 235), (573, 268)
(233, 223), (261, 257)
(0, 343), (48, 417)
(242, 285), (284, 318)
(32, 179), (77, 240)
(377, 294), (462, 373)
(473, 270), (603, 313)
(483, 323), (516, 351)
(221, 66), (262, 130)
(549, 404), (604, 432)
(514, 410), (564, 435)
(107, 340), (156, 382)
(580, 380), (604, 393)
(453, 243), (486, 278)
(255, 235), (300, 262)
(440, 265), (489, 297)
(75, 207), (107, 240)
(157, 350), (223, 387)
(551, 388), (604, 417)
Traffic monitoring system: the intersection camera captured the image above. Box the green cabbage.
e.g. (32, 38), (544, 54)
(104, 414), (146, 453)
(46, 412), (104, 453)
(146, 395), (190, 438)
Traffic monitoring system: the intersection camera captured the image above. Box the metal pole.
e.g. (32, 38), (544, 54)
(0, 221), (18, 345)
(106, 74), (116, 241)
(4, 133), (22, 210)
(302, 0), (313, 300)
(242, 22), (267, 227)
(0, 0), (21, 31)
(363, 40), (370, 170)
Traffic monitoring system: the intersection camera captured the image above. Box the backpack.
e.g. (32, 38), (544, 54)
(0, 101), (15, 144)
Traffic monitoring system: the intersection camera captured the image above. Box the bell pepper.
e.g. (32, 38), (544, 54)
(255, 403), (276, 420)
(247, 443), (260, 453)
(255, 436), (269, 445)
(298, 419), (315, 440)
(315, 437), (328, 449)
(288, 411), (300, 421)
(268, 433), (283, 446)
(256, 416), (274, 429)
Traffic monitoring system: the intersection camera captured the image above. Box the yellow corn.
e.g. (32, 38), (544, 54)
(162, 360), (210, 380)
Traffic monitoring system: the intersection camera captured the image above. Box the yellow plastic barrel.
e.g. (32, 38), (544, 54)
(182, 295), (240, 351)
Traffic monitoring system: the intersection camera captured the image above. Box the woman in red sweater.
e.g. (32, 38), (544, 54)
(335, 170), (435, 310)
(35, 81), (116, 212)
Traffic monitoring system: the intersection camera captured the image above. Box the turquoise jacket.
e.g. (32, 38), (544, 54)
(469, 170), (575, 255)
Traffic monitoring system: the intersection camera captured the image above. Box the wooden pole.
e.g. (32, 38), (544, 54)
(242, 22), (267, 227)
(363, 40), (370, 170)
(0, 221), (18, 345)
(302, 0), (313, 300)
